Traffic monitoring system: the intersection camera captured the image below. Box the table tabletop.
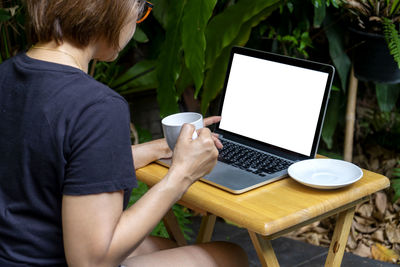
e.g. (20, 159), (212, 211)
(136, 161), (390, 237)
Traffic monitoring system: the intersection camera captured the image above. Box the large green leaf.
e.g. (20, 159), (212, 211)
(321, 88), (341, 149)
(201, 4), (279, 113)
(324, 12), (351, 92)
(151, 0), (169, 29)
(111, 60), (156, 88)
(176, 62), (194, 96)
(182, 0), (217, 97)
(0, 9), (11, 22)
(375, 83), (400, 112)
(116, 70), (158, 95)
(110, 60), (157, 95)
(201, 48), (231, 114)
(133, 27), (149, 43)
(205, 0), (281, 69)
(392, 178), (400, 202)
(156, 0), (186, 117)
(313, 0), (325, 28)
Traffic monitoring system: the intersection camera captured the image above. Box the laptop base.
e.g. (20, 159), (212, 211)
(156, 159), (287, 194)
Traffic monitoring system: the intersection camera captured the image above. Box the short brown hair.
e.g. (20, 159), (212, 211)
(27, 0), (145, 49)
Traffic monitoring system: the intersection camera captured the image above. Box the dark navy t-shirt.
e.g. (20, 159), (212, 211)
(0, 53), (137, 266)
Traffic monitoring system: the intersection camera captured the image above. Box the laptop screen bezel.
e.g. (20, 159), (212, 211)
(214, 46), (335, 161)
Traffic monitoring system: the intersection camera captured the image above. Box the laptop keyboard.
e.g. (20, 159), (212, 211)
(218, 139), (293, 177)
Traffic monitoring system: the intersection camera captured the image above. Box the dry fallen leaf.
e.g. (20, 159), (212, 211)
(393, 203), (400, 213)
(353, 221), (377, 234)
(375, 192), (387, 215)
(347, 234), (359, 250)
(370, 158), (380, 171)
(372, 229), (385, 243)
(386, 223), (400, 244)
(313, 226), (328, 234)
(354, 215), (376, 225)
(353, 242), (372, 258)
(306, 232), (320, 246)
(357, 203), (374, 218)
(384, 210), (397, 222)
(371, 243), (400, 263)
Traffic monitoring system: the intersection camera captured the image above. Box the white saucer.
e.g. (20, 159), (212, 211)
(288, 159), (363, 189)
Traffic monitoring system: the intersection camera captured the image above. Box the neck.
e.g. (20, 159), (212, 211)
(27, 41), (95, 73)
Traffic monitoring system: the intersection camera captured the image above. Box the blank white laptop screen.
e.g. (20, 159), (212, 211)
(219, 53), (329, 156)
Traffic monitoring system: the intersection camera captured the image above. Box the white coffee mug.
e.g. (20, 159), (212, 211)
(161, 112), (203, 150)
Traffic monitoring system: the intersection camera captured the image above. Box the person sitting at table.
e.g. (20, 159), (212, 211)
(0, 0), (249, 266)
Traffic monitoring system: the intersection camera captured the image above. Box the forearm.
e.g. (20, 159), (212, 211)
(102, 168), (190, 266)
(132, 139), (171, 169)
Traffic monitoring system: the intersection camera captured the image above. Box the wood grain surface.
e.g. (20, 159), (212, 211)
(136, 160), (390, 236)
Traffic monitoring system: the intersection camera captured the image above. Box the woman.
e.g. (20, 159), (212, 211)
(0, 0), (248, 266)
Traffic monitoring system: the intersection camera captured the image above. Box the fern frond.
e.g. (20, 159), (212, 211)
(383, 17), (400, 69)
(390, 0), (400, 16)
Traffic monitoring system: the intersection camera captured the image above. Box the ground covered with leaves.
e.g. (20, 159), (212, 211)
(285, 191), (400, 264)
(285, 142), (400, 264)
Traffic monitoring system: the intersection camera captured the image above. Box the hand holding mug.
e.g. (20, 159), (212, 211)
(170, 124), (218, 184)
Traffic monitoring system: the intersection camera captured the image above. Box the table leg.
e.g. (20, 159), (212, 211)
(325, 206), (356, 267)
(196, 214), (217, 243)
(162, 208), (188, 246)
(248, 230), (279, 267)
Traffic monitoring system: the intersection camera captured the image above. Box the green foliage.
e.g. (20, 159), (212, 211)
(182, 0), (217, 95)
(392, 161), (400, 202)
(155, 0), (185, 117)
(312, 0), (340, 8)
(92, 0), (283, 117)
(324, 11), (351, 92)
(266, 26), (313, 57)
(370, 110), (400, 134)
(111, 60), (158, 95)
(383, 17), (400, 69)
(251, 0), (349, 150)
(312, 0), (340, 26)
(201, 0), (281, 113)
(375, 83), (400, 112)
(340, 1), (400, 69)
(321, 88), (341, 149)
(0, 3), (27, 63)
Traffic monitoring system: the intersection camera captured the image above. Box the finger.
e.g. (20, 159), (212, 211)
(211, 132), (219, 139)
(203, 116), (221, 127)
(178, 123), (196, 141)
(212, 136), (223, 149)
(196, 127), (213, 140)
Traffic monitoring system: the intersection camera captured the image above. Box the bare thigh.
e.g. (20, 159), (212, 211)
(127, 235), (178, 257)
(122, 240), (248, 267)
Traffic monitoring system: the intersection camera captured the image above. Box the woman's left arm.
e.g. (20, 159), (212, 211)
(131, 139), (171, 169)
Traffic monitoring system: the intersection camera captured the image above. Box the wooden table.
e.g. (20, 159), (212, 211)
(136, 161), (390, 267)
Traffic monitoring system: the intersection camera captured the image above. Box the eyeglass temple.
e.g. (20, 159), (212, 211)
(137, 1), (153, 23)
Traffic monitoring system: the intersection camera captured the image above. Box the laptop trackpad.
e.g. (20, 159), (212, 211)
(203, 162), (281, 193)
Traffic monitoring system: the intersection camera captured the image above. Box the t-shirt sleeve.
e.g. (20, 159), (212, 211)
(63, 96), (137, 195)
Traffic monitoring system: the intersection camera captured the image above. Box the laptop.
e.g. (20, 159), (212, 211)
(159, 46), (335, 194)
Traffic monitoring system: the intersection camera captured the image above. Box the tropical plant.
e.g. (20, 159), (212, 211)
(339, 0), (400, 68)
(100, 0), (284, 117)
(248, 0), (349, 151)
(0, 2), (26, 63)
(392, 160), (400, 202)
